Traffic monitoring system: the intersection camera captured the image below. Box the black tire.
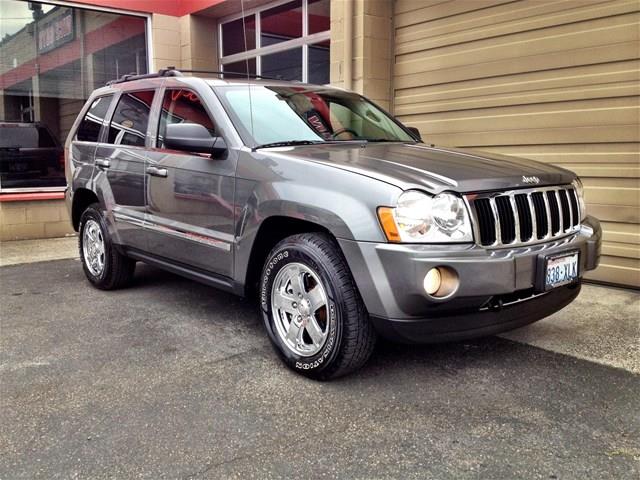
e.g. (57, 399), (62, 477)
(78, 203), (135, 290)
(259, 233), (376, 380)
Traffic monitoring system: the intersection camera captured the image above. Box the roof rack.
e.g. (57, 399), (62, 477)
(106, 66), (283, 85)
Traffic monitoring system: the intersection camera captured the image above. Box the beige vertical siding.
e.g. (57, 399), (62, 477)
(393, 0), (640, 287)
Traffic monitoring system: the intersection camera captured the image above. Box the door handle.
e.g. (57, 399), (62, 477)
(146, 166), (168, 178)
(95, 158), (110, 168)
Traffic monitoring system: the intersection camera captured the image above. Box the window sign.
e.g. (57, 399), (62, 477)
(37, 9), (75, 54)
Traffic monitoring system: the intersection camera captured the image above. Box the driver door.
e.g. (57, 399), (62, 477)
(144, 87), (235, 277)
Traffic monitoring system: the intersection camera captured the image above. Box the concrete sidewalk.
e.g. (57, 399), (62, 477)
(0, 236), (78, 267)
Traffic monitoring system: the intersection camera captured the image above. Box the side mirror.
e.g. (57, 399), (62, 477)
(406, 126), (422, 141)
(164, 123), (227, 157)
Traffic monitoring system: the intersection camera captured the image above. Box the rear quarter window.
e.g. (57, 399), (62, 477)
(76, 95), (113, 142)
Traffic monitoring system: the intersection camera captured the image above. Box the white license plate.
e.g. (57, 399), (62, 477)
(545, 252), (579, 290)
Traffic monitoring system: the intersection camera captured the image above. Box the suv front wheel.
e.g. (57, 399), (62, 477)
(79, 203), (135, 290)
(260, 233), (376, 380)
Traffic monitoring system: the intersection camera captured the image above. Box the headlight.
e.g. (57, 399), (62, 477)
(378, 190), (473, 243)
(572, 178), (587, 221)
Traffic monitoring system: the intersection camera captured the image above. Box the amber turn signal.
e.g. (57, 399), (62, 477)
(377, 207), (401, 243)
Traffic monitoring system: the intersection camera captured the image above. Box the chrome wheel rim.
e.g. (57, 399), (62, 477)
(83, 219), (105, 277)
(270, 262), (329, 357)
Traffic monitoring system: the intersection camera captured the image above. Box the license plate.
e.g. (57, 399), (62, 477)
(544, 251), (579, 290)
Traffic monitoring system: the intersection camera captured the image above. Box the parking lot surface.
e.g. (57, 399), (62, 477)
(1, 257), (639, 479)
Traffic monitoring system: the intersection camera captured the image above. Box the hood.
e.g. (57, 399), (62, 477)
(267, 143), (575, 193)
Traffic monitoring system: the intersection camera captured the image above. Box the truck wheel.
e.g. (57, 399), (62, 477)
(79, 203), (135, 290)
(260, 233), (376, 380)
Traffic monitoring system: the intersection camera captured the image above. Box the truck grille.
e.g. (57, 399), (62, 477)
(467, 186), (581, 247)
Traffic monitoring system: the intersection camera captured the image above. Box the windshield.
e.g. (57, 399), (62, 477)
(215, 85), (416, 147)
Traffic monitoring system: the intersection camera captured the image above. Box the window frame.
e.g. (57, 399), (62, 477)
(218, 0), (330, 83)
(105, 89), (157, 149)
(155, 87), (220, 154)
(74, 93), (116, 145)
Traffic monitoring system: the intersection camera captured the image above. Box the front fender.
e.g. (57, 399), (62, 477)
(233, 152), (402, 286)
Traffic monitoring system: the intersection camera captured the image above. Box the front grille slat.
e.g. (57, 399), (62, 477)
(531, 192), (548, 239)
(558, 189), (571, 231)
(474, 198), (496, 246)
(470, 185), (581, 248)
(568, 188), (580, 227)
(495, 196), (515, 244)
(514, 194), (533, 242)
(546, 191), (561, 234)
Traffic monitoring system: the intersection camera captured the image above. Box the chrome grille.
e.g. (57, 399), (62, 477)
(467, 185), (581, 248)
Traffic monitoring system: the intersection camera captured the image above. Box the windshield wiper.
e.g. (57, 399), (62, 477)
(254, 140), (323, 149)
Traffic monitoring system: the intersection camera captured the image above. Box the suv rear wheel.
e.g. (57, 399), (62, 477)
(260, 233), (376, 379)
(79, 203), (135, 290)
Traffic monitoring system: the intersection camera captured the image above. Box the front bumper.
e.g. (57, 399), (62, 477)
(338, 215), (601, 343)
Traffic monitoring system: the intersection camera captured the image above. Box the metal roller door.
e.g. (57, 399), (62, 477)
(393, 0), (640, 287)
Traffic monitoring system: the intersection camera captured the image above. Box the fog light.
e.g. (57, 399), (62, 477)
(424, 268), (442, 295)
(423, 266), (459, 298)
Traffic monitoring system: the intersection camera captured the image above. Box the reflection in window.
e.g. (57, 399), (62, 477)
(262, 48), (303, 81)
(158, 90), (215, 149)
(220, 86), (414, 146)
(222, 59), (257, 79)
(108, 91), (154, 147)
(0, 0), (148, 191)
(308, 0), (330, 34)
(219, 0), (329, 84)
(221, 15), (256, 56)
(309, 40), (330, 85)
(77, 95), (113, 142)
(260, 0), (302, 47)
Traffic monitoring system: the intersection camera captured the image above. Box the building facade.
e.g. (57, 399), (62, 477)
(0, 0), (637, 287)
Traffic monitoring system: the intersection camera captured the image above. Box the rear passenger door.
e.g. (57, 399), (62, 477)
(145, 87), (235, 277)
(95, 89), (156, 250)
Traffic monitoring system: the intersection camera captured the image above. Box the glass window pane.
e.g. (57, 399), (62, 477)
(108, 91), (154, 147)
(222, 59), (257, 79)
(260, 0), (302, 47)
(221, 15), (256, 56)
(77, 95), (113, 142)
(0, 0), (148, 190)
(308, 0), (330, 34)
(0, 122), (65, 188)
(308, 40), (330, 85)
(261, 48), (302, 81)
(158, 90), (215, 149)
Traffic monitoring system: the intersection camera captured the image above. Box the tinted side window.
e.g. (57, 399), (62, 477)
(76, 95), (113, 142)
(108, 90), (155, 147)
(157, 89), (215, 148)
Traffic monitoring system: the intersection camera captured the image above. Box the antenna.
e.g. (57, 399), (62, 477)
(240, 0), (255, 138)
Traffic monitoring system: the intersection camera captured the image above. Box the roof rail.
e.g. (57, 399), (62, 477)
(106, 67), (183, 86)
(174, 68), (283, 80)
(106, 66), (285, 85)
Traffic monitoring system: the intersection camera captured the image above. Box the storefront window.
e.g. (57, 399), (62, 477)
(0, 0), (148, 191)
(261, 0), (302, 47)
(219, 0), (329, 83)
(221, 15), (256, 57)
(262, 47), (302, 81)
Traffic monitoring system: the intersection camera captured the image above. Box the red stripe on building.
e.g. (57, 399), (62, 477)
(0, 16), (145, 90)
(68, 0), (225, 17)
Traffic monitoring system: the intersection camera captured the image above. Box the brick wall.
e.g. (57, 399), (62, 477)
(0, 200), (74, 241)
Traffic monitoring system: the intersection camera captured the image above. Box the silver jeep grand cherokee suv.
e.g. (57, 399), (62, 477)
(65, 68), (601, 379)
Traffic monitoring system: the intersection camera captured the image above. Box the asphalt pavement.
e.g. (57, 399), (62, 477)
(1, 254), (638, 479)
